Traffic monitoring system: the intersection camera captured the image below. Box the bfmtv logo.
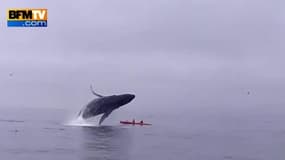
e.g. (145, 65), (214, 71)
(7, 9), (48, 27)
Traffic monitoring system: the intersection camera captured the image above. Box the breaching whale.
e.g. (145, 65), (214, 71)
(78, 86), (135, 125)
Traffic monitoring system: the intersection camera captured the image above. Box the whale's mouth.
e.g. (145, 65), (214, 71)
(129, 94), (135, 101)
(124, 94), (135, 104)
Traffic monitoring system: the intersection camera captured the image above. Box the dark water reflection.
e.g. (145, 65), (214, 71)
(79, 126), (131, 160)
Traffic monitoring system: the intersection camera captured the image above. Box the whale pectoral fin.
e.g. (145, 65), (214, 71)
(99, 110), (112, 125)
(90, 85), (104, 97)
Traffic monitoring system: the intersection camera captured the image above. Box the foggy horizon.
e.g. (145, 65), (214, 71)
(1, 0), (285, 111)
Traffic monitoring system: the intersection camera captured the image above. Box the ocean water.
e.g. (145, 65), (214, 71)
(0, 106), (284, 160)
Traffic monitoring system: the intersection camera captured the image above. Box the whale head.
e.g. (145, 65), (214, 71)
(116, 94), (135, 107)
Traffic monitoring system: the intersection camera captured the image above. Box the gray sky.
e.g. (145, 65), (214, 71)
(0, 0), (284, 114)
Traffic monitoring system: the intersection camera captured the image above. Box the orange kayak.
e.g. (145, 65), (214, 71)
(120, 121), (152, 125)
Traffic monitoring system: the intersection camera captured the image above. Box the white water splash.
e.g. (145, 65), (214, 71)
(64, 116), (99, 127)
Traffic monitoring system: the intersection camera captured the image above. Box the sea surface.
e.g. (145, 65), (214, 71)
(0, 106), (284, 160)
